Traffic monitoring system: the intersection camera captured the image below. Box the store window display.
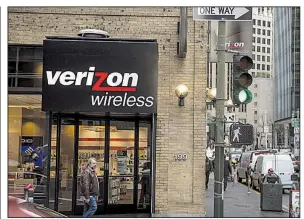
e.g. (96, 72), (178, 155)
(8, 94), (50, 206)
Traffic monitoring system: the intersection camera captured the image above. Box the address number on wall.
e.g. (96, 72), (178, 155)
(174, 154), (188, 161)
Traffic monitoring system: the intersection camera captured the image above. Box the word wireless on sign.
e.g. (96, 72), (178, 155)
(46, 67), (154, 108)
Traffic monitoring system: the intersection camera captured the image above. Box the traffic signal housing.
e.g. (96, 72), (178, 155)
(232, 55), (253, 105)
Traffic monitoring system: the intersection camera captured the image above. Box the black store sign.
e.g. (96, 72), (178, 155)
(42, 39), (158, 113)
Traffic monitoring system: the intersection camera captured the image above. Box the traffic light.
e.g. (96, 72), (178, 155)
(232, 55), (253, 105)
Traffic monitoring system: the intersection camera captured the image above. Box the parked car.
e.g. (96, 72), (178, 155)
(9, 196), (67, 217)
(251, 154), (294, 192)
(237, 150), (276, 184)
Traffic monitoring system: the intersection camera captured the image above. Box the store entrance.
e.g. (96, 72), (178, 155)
(50, 114), (152, 215)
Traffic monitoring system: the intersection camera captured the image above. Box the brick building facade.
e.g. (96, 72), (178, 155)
(8, 7), (208, 216)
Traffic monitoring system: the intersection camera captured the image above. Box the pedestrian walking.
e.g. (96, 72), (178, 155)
(224, 156), (232, 191)
(79, 157), (99, 217)
(205, 156), (212, 189)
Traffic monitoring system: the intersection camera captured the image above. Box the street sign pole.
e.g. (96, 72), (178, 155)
(214, 20), (226, 218)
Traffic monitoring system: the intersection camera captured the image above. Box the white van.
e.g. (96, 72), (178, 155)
(237, 150), (276, 184)
(252, 154), (294, 192)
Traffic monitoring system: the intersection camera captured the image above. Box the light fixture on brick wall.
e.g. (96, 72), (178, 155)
(175, 84), (189, 106)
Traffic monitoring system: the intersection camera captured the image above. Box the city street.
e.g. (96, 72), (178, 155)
(206, 173), (289, 217)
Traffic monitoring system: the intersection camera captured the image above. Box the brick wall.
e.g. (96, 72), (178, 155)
(8, 7), (208, 216)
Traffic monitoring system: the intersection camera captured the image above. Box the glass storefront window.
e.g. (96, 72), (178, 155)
(8, 94), (50, 207)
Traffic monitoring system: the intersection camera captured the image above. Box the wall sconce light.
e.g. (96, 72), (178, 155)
(175, 84), (189, 106)
(206, 88), (217, 106)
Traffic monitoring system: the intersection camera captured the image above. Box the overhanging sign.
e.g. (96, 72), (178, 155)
(42, 38), (158, 113)
(193, 7), (252, 21)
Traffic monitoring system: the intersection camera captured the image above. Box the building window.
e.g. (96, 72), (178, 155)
(258, 29), (261, 34)
(254, 110), (258, 115)
(258, 20), (261, 26)
(267, 39), (271, 45)
(240, 104), (247, 112)
(252, 46), (255, 52)
(254, 93), (258, 97)
(267, 56), (270, 62)
(8, 45), (43, 88)
(262, 56), (265, 61)
(257, 55), (261, 61)
(267, 48), (270, 53)
(262, 38), (266, 44)
(267, 65), (270, 71)
(267, 21), (271, 27)
(254, 120), (258, 124)
(253, 19), (256, 25)
(254, 84), (258, 88)
(267, 30), (271, 36)
(254, 102), (258, 106)
(257, 64), (260, 70)
(253, 63), (255, 69)
(252, 72), (256, 77)
(262, 64), (265, 70)
(257, 46), (261, 52)
(262, 29), (266, 35)
(257, 37), (261, 43)
(263, 21), (266, 26)
(253, 37), (256, 43)
(252, 54), (255, 60)
(253, 28), (256, 34)
(262, 47), (265, 53)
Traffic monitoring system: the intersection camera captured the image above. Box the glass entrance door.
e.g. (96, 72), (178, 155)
(75, 118), (106, 215)
(107, 120), (136, 213)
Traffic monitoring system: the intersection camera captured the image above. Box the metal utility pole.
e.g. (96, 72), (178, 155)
(214, 20), (226, 218)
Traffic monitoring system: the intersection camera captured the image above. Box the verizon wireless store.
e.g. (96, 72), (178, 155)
(42, 36), (157, 215)
(8, 7), (207, 217)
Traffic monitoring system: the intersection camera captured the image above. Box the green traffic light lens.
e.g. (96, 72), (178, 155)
(238, 90), (247, 102)
(234, 89), (253, 104)
(237, 89), (253, 104)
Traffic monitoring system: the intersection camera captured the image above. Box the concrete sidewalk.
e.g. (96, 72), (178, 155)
(206, 173), (289, 218)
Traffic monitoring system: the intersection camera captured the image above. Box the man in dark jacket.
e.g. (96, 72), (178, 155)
(224, 156), (232, 191)
(205, 156), (212, 189)
(80, 158), (99, 217)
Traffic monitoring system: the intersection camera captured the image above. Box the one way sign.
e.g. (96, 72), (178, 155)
(193, 7), (252, 21)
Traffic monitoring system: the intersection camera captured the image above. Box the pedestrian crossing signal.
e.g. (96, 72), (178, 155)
(230, 124), (253, 145)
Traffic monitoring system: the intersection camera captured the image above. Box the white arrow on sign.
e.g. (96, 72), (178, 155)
(198, 7), (249, 19)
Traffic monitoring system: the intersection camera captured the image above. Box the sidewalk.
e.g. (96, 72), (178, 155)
(206, 173), (289, 218)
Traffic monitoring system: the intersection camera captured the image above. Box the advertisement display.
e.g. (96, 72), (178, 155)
(21, 136), (44, 168)
(209, 20), (253, 62)
(42, 38), (158, 113)
(117, 150), (128, 174)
